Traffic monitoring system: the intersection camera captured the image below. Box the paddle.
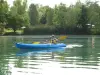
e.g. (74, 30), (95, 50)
(33, 42), (40, 44)
(58, 35), (67, 41)
(33, 35), (67, 44)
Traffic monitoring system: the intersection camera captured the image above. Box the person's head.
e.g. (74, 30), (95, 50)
(51, 34), (55, 37)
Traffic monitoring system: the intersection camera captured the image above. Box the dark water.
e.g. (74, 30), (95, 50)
(0, 35), (100, 75)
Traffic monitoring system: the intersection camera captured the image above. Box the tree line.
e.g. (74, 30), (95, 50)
(0, 0), (100, 35)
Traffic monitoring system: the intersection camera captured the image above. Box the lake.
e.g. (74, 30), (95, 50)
(0, 35), (100, 75)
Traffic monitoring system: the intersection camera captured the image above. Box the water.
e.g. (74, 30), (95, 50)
(0, 35), (100, 75)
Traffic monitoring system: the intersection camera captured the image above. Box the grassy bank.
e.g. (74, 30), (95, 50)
(24, 25), (56, 35)
(3, 25), (95, 35)
(4, 29), (23, 35)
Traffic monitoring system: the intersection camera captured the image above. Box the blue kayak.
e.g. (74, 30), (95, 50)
(16, 43), (66, 49)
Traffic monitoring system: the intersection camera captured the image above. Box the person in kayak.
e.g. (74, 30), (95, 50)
(49, 35), (58, 44)
(43, 35), (58, 44)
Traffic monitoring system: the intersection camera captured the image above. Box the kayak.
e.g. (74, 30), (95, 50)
(16, 43), (66, 49)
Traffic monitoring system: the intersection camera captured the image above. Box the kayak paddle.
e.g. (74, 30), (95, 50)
(33, 35), (67, 44)
(58, 35), (67, 41)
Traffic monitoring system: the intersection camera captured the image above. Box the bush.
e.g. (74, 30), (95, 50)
(24, 25), (56, 35)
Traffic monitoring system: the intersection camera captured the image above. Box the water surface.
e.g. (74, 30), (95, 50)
(0, 35), (100, 75)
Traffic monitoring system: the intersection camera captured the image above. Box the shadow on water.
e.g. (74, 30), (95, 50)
(16, 47), (66, 56)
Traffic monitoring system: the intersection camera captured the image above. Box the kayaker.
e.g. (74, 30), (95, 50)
(49, 35), (58, 44)
(43, 35), (58, 44)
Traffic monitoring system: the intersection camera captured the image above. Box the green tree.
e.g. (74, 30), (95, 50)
(53, 3), (67, 26)
(7, 0), (29, 32)
(46, 7), (53, 25)
(29, 4), (38, 25)
(86, 1), (100, 33)
(40, 14), (47, 24)
(66, 5), (81, 27)
(38, 6), (50, 24)
(77, 5), (88, 34)
(0, 0), (9, 35)
(0, 0), (8, 23)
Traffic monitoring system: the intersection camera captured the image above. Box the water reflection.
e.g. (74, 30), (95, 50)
(16, 48), (66, 56)
(92, 36), (95, 48)
(1, 36), (100, 75)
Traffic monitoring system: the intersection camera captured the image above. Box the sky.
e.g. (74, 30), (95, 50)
(7, 0), (99, 7)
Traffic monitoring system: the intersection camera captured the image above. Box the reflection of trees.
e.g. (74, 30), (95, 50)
(0, 37), (20, 75)
(90, 36), (100, 66)
(15, 56), (37, 68)
(55, 36), (100, 67)
(0, 58), (9, 75)
(0, 38), (9, 75)
(0, 37), (9, 75)
(0, 36), (100, 74)
(15, 57), (25, 68)
(55, 38), (90, 61)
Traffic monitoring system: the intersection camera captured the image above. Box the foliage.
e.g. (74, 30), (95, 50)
(0, 0), (100, 35)
(53, 3), (67, 27)
(87, 1), (100, 32)
(77, 5), (89, 34)
(46, 7), (53, 25)
(7, 0), (29, 32)
(0, 0), (9, 35)
(29, 4), (38, 25)
(0, 0), (8, 23)
(24, 25), (56, 35)
(38, 6), (50, 24)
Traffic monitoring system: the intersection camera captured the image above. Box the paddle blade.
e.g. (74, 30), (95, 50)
(33, 42), (40, 44)
(58, 36), (67, 40)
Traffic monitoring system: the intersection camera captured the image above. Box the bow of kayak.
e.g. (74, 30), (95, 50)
(16, 43), (66, 49)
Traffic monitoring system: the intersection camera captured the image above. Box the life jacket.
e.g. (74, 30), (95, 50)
(50, 39), (57, 44)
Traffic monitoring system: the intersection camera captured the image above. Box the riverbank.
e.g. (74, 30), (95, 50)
(1, 25), (100, 36)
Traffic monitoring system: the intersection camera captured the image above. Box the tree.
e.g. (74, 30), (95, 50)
(86, 1), (100, 33)
(66, 5), (81, 27)
(46, 8), (53, 25)
(38, 6), (53, 25)
(53, 3), (67, 26)
(38, 6), (50, 24)
(7, 0), (29, 32)
(0, 0), (9, 35)
(0, 0), (8, 23)
(29, 4), (38, 25)
(40, 14), (47, 24)
(77, 5), (88, 33)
